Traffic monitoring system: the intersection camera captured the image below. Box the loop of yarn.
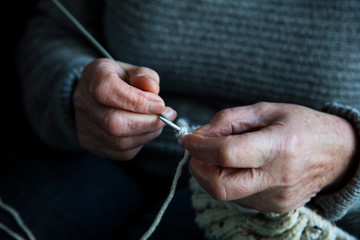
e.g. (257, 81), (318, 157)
(175, 118), (192, 143)
(189, 177), (357, 240)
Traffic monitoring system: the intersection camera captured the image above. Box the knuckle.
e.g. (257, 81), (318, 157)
(105, 113), (125, 136)
(131, 94), (146, 112)
(213, 108), (234, 123)
(114, 138), (133, 151)
(274, 131), (304, 186)
(93, 58), (116, 71)
(89, 70), (118, 105)
(253, 101), (272, 117)
(120, 86), (148, 113)
(89, 78), (110, 104)
(254, 101), (270, 109)
(217, 143), (234, 167)
(284, 132), (300, 158)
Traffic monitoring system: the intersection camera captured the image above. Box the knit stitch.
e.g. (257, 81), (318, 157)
(189, 177), (357, 240)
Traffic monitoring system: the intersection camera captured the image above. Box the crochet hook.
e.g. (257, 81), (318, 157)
(159, 113), (181, 133)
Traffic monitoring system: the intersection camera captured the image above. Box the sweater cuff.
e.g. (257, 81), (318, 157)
(54, 56), (96, 150)
(313, 102), (360, 221)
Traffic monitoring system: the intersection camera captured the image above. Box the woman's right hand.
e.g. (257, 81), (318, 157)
(73, 58), (176, 160)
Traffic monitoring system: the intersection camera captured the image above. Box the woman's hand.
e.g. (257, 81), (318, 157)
(73, 58), (176, 160)
(182, 102), (357, 213)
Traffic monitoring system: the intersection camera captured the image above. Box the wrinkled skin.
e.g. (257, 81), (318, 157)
(73, 58), (176, 161)
(182, 102), (357, 214)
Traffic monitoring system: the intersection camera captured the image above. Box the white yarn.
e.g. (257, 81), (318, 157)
(0, 198), (36, 240)
(140, 122), (192, 240)
(0, 222), (27, 240)
(189, 177), (357, 240)
(51, 0), (114, 60)
(140, 149), (190, 240)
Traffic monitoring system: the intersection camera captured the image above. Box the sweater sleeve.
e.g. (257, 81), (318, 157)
(18, 0), (104, 150)
(311, 102), (360, 222)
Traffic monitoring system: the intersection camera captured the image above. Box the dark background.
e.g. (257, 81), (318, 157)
(2, 1), (38, 155)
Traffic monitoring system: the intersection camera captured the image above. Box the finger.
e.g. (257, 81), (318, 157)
(183, 127), (281, 168)
(96, 105), (177, 137)
(77, 92), (176, 137)
(190, 157), (269, 201)
(86, 127), (164, 152)
(87, 59), (165, 114)
(76, 83), (177, 136)
(126, 66), (160, 94)
(193, 102), (282, 137)
(113, 129), (164, 151)
(116, 61), (160, 94)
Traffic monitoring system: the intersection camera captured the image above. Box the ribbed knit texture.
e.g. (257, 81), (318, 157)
(105, 1), (360, 108)
(18, 0), (360, 237)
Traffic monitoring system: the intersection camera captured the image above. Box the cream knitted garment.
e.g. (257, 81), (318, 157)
(189, 177), (356, 240)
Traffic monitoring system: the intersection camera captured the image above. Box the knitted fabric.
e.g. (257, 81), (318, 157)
(189, 177), (356, 240)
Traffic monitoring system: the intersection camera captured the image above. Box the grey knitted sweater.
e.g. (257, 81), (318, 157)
(18, 0), (360, 237)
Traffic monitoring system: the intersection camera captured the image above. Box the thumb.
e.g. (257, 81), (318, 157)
(193, 103), (278, 137)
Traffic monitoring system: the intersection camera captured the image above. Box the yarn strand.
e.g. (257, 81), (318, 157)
(140, 150), (191, 240)
(51, 0), (114, 60)
(0, 198), (36, 240)
(51, 0), (129, 80)
(0, 223), (27, 240)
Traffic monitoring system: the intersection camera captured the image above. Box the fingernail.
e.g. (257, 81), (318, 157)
(136, 73), (149, 77)
(136, 73), (155, 81)
(163, 108), (177, 118)
(149, 102), (165, 114)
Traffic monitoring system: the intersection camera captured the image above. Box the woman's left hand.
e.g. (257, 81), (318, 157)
(182, 102), (357, 213)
